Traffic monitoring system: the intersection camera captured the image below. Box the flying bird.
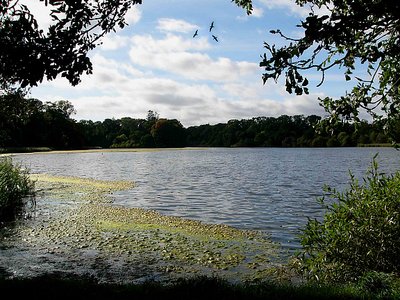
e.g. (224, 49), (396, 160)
(209, 21), (215, 32)
(193, 29), (198, 38)
(212, 35), (218, 42)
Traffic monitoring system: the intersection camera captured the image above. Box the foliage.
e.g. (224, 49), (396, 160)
(232, 0), (253, 15)
(257, 0), (400, 140)
(151, 119), (187, 148)
(296, 157), (400, 283)
(0, 93), (83, 149)
(0, 158), (35, 221)
(0, 0), (142, 91)
(356, 271), (400, 299)
(187, 116), (390, 148)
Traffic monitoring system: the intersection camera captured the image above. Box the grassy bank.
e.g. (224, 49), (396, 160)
(0, 275), (369, 300)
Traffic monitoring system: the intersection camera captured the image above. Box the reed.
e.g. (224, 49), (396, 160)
(0, 158), (35, 222)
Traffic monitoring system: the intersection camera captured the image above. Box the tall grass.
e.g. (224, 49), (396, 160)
(0, 158), (35, 222)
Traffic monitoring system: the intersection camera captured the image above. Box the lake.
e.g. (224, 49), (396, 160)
(13, 147), (400, 251)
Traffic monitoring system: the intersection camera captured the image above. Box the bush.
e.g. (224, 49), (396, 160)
(296, 156), (400, 283)
(0, 158), (35, 222)
(356, 271), (400, 299)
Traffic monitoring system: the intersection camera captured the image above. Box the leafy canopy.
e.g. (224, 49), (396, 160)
(0, 0), (142, 91)
(256, 0), (400, 138)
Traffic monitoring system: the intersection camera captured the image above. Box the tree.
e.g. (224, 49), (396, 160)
(0, 0), (142, 92)
(0, 93), (83, 148)
(151, 119), (186, 148)
(255, 0), (400, 140)
(146, 110), (160, 123)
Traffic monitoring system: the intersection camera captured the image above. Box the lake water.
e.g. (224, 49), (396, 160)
(13, 147), (400, 251)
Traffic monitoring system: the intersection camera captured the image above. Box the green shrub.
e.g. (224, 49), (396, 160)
(356, 271), (400, 299)
(0, 158), (35, 222)
(296, 156), (400, 283)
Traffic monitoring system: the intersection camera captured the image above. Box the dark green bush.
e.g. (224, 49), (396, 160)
(0, 158), (35, 221)
(296, 156), (400, 283)
(356, 271), (400, 299)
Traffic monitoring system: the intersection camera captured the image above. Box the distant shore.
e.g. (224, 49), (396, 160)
(0, 147), (208, 155)
(0, 144), (394, 156)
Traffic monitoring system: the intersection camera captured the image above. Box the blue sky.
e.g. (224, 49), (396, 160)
(23, 0), (355, 127)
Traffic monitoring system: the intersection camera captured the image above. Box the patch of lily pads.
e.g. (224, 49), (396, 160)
(15, 173), (281, 283)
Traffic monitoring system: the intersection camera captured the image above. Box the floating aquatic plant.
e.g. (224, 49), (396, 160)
(17, 173), (280, 283)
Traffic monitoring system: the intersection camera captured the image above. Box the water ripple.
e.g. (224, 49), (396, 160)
(14, 147), (400, 251)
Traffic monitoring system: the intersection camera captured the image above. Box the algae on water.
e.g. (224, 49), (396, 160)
(12, 173), (280, 283)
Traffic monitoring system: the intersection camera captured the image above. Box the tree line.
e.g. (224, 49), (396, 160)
(0, 94), (393, 150)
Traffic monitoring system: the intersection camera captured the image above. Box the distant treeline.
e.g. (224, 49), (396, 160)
(0, 94), (393, 150)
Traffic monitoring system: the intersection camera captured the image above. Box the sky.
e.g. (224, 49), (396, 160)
(22, 0), (356, 127)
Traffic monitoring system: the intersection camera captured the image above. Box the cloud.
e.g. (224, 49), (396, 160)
(157, 18), (197, 33)
(37, 65), (324, 127)
(19, 0), (54, 31)
(128, 34), (258, 82)
(125, 6), (142, 24)
(34, 80), (325, 129)
(62, 90), (325, 127)
(18, 0), (142, 34)
(100, 35), (129, 51)
(252, 6), (265, 18)
(257, 0), (331, 17)
(28, 8), (326, 128)
(130, 33), (209, 52)
(257, 0), (310, 17)
(237, 5), (264, 20)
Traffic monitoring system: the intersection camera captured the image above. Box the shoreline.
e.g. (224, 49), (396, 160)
(0, 143), (394, 156)
(0, 147), (209, 156)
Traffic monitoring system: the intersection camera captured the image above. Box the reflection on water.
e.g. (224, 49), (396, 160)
(14, 147), (400, 250)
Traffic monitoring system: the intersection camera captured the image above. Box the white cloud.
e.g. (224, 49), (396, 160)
(19, 0), (54, 31)
(257, 0), (331, 17)
(63, 91), (325, 127)
(100, 35), (129, 51)
(27, 4), (326, 128)
(18, 0), (141, 34)
(252, 6), (264, 18)
(237, 5), (263, 20)
(128, 34), (257, 82)
(157, 18), (197, 33)
(257, 0), (310, 17)
(130, 33), (209, 53)
(35, 67), (324, 127)
(125, 6), (142, 24)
